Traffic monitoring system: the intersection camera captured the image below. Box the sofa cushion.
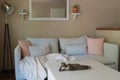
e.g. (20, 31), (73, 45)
(87, 37), (104, 56)
(59, 36), (87, 54)
(26, 37), (58, 53)
(66, 44), (87, 55)
(29, 44), (50, 57)
(18, 40), (31, 57)
(71, 55), (115, 65)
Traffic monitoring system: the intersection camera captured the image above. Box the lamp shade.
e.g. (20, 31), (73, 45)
(1, 2), (14, 15)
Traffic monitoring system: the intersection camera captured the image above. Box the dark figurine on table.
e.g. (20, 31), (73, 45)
(59, 62), (91, 71)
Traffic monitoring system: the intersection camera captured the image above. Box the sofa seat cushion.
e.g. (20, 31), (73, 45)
(71, 55), (115, 65)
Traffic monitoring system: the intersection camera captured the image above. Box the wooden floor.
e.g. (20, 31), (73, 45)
(0, 70), (15, 80)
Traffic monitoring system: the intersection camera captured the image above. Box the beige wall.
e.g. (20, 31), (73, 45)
(96, 30), (120, 45)
(113, 0), (120, 26)
(0, 0), (120, 70)
(0, 0), (5, 70)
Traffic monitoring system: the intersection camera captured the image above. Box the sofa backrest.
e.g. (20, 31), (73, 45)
(26, 37), (119, 69)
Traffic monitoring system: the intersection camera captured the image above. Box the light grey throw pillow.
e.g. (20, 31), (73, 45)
(59, 36), (87, 54)
(66, 44), (87, 55)
(26, 37), (58, 53)
(29, 44), (50, 57)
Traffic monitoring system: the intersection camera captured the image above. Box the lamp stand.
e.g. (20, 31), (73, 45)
(3, 23), (13, 71)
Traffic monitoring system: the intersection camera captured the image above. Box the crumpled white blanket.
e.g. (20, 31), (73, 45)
(19, 53), (76, 80)
(46, 53), (76, 62)
(19, 56), (47, 80)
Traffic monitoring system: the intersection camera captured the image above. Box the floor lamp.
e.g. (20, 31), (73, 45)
(1, 2), (14, 71)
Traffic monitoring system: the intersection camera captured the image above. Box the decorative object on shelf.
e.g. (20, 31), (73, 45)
(72, 4), (80, 20)
(19, 9), (27, 20)
(1, 2), (14, 70)
(72, 4), (79, 13)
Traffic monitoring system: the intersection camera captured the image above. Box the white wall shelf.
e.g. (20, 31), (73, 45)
(19, 12), (27, 20)
(72, 13), (80, 20)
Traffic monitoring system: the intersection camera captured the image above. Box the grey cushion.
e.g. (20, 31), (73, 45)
(26, 37), (58, 53)
(29, 44), (50, 57)
(59, 36), (87, 54)
(66, 44), (87, 55)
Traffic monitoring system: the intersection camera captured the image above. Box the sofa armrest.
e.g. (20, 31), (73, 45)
(14, 45), (25, 80)
(104, 42), (119, 70)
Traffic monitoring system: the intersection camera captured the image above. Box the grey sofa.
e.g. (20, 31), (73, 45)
(14, 38), (119, 80)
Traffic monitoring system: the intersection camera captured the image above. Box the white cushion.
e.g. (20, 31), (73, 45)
(29, 44), (50, 57)
(66, 44), (87, 55)
(59, 36), (87, 53)
(26, 37), (58, 53)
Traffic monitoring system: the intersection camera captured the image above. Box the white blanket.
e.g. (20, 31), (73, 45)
(19, 56), (47, 80)
(19, 53), (75, 80)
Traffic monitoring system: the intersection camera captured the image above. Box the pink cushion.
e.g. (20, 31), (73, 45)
(18, 40), (31, 57)
(87, 37), (104, 56)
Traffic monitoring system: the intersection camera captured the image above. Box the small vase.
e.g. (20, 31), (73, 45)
(73, 7), (79, 13)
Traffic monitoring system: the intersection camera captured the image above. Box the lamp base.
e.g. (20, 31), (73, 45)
(3, 23), (13, 70)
